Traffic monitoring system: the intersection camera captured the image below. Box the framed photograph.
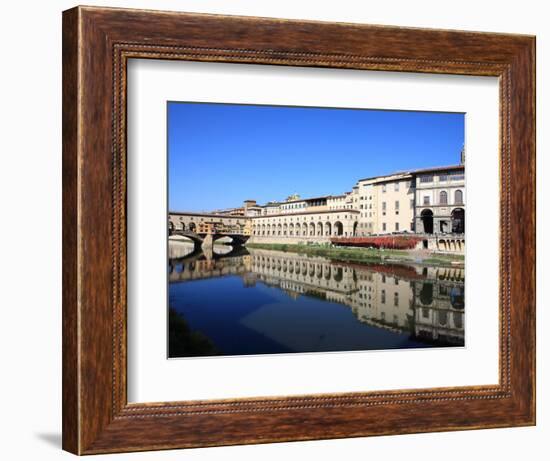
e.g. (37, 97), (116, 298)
(62, 6), (535, 455)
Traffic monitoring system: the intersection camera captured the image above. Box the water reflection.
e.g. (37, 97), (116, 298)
(168, 241), (464, 358)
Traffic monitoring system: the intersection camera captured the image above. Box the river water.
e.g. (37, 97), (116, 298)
(168, 241), (464, 358)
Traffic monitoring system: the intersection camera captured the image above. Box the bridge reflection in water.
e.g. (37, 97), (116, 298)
(168, 241), (464, 358)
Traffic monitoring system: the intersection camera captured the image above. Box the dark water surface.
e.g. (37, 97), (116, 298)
(168, 242), (464, 358)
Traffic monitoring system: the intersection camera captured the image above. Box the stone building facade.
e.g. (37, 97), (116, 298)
(169, 155), (465, 245)
(413, 165), (465, 235)
(251, 209), (360, 243)
(354, 172), (415, 236)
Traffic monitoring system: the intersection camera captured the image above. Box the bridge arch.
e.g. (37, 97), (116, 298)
(454, 312), (463, 329)
(451, 208), (465, 234)
(420, 282), (434, 305)
(420, 209), (433, 234)
(438, 310), (448, 326)
(450, 286), (465, 309)
(316, 264), (323, 278)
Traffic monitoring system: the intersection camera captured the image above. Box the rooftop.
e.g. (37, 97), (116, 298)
(278, 194), (344, 205)
(169, 211), (249, 219)
(409, 164), (464, 174)
(252, 208), (360, 219)
(358, 164), (463, 182)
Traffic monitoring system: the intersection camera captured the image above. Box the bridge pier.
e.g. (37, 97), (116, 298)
(201, 233), (214, 261)
(169, 229), (249, 252)
(201, 232), (214, 249)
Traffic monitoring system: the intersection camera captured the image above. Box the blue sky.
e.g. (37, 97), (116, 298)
(168, 102), (464, 212)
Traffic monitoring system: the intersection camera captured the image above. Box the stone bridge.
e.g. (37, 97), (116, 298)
(169, 229), (249, 249)
(169, 211), (252, 250)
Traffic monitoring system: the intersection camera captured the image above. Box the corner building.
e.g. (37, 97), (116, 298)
(413, 165), (465, 235)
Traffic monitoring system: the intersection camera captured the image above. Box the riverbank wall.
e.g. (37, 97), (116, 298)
(245, 242), (464, 268)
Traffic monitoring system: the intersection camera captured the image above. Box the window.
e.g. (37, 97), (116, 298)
(455, 189), (464, 204)
(410, 199), (414, 209)
(423, 196), (430, 205)
(381, 290), (386, 304)
(395, 200), (399, 210)
(394, 292), (399, 307)
(394, 182), (399, 191)
(451, 173), (465, 181)
(395, 222), (399, 231)
(439, 191), (448, 204)
(381, 184), (387, 193)
(420, 175), (433, 183)
(382, 223), (387, 231)
(382, 202), (386, 210)
(439, 174), (448, 182)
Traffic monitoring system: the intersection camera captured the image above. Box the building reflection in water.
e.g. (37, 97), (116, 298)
(168, 241), (464, 351)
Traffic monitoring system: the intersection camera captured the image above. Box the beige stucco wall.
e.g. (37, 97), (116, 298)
(250, 209), (360, 241)
(372, 178), (414, 234)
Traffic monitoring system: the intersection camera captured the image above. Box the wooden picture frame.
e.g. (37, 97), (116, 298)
(62, 5), (536, 455)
